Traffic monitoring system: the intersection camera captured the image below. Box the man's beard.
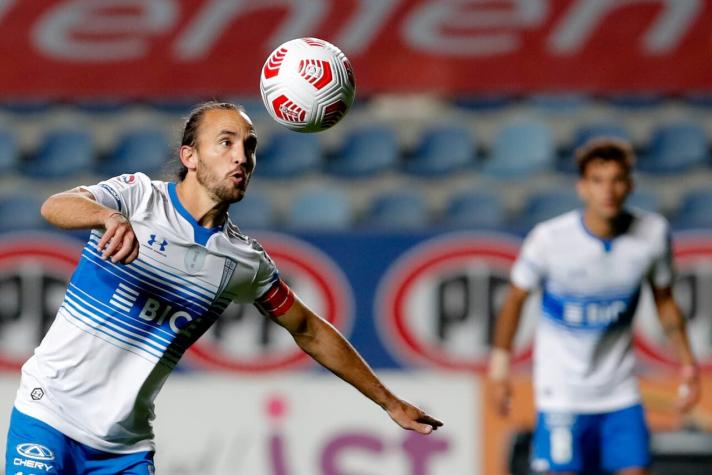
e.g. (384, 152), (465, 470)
(196, 161), (247, 204)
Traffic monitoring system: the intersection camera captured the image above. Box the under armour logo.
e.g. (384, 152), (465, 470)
(147, 234), (168, 252)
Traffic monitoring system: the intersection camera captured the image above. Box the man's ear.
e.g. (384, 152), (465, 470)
(179, 145), (198, 172)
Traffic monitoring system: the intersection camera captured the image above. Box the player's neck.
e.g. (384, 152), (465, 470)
(175, 179), (228, 229)
(582, 209), (631, 239)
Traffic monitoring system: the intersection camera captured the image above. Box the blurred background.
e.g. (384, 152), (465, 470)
(1, 1), (712, 474)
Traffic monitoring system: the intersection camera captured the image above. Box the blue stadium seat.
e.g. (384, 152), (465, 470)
(0, 193), (46, 232)
(286, 187), (352, 230)
(23, 129), (93, 178)
(442, 190), (506, 229)
(453, 95), (514, 111)
(483, 120), (555, 178)
(99, 129), (170, 177)
(256, 131), (322, 178)
(326, 125), (398, 178)
(228, 188), (275, 230)
(607, 93), (664, 109)
(560, 122), (631, 173)
(0, 129), (19, 175)
(363, 190), (428, 230)
(75, 99), (127, 115)
(404, 124), (475, 177)
(527, 94), (588, 113)
(672, 188), (712, 229)
(639, 122), (709, 174)
(517, 190), (581, 230)
(0, 100), (52, 114)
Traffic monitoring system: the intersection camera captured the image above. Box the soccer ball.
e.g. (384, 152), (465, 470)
(259, 38), (355, 133)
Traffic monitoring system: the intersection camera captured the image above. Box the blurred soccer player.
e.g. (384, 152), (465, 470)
(5, 101), (442, 474)
(488, 138), (700, 475)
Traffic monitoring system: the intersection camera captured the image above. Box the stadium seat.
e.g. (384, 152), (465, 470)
(527, 94), (588, 113)
(75, 99), (127, 115)
(0, 100), (52, 114)
(286, 186), (352, 230)
(363, 190), (428, 230)
(672, 188), (712, 229)
(607, 93), (664, 108)
(639, 122), (709, 174)
(453, 95), (514, 111)
(482, 120), (555, 178)
(99, 129), (170, 177)
(442, 190), (506, 229)
(0, 129), (19, 175)
(0, 193), (46, 232)
(517, 190), (582, 230)
(228, 188), (276, 229)
(560, 122), (631, 173)
(256, 131), (322, 178)
(326, 125), (399, 178)
(23, 129), (93, 178)
(404, 124), (475, 177)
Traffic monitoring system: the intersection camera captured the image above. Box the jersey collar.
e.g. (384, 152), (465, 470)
(168, 182), (223, 246)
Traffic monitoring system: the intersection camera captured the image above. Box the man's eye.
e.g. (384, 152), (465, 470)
(221, 140), (232, 147)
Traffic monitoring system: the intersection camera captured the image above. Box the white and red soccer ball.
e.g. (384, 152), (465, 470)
(259, 38), (355, 133)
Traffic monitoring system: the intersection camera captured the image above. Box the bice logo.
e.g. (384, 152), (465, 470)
(147, 234), (168, 253)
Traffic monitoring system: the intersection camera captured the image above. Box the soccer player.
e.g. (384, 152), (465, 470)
(5, 101), (442, 474)
(488, 138), (700, 475)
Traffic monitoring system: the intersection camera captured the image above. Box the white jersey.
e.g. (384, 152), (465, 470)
(511, 210), (673, 413)
(15, 173), (280, 453)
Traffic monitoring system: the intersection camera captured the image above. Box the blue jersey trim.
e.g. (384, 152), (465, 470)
(541, 287), (641, 330)
(167, 182), (222, 246)
(579, 212), (614, 252)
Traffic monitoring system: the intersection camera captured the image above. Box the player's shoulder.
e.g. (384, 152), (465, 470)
(222, 219), (271, 256)
(629, 207), (670, 235)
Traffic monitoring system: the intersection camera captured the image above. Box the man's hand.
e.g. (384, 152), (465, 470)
(385, 398), (443, 434)
(97, 212), (139, 264)
(677, 365), (701, 413)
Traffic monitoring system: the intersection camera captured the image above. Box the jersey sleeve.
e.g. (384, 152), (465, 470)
(511, 225), (548, 290)
(252, 245), (295, 317)
(648, 220), (674, 289)
(82, 173), (151, 218)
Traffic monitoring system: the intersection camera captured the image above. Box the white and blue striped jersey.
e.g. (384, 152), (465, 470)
(14, 173), (279, 453)
(512, 210), (673, 413)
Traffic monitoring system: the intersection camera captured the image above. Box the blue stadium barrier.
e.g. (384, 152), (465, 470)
(363, 190), (428, 230)
(256, 131), (322, 178)
(23, 129), (93, 178)
(453, 95), (515, 111)
(639, 122), (709, 174)
(99, 129), (170, 177)
(327, 125), (399, 178)
(442, 190), (506, 229)
(483, 120), (555, 178)
(404, 124), (475, 177)
(286, 186), (352, 230)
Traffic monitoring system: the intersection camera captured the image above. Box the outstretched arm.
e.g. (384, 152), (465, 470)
(271, 294), (443, 434)
(488, 284), (530, 417)
(41, 188), (139, 264)
(651, 285), (700, 412)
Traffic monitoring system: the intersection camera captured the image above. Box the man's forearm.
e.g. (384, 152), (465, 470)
(293, 315), (396, 410)
(658, 299), (697, 366)
(41, 191), (117, 230)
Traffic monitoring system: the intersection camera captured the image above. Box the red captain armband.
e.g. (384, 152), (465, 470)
(255, 278), (295, 317)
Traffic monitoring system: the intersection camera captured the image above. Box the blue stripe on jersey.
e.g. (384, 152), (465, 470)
(67, 284), (176, 346)
(88, 230), (219, 297)
(78, 250), (212, 316)
(167, 182), (223, 246)
(541, 287), (641, 330)
(87, 235), (214, 304)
